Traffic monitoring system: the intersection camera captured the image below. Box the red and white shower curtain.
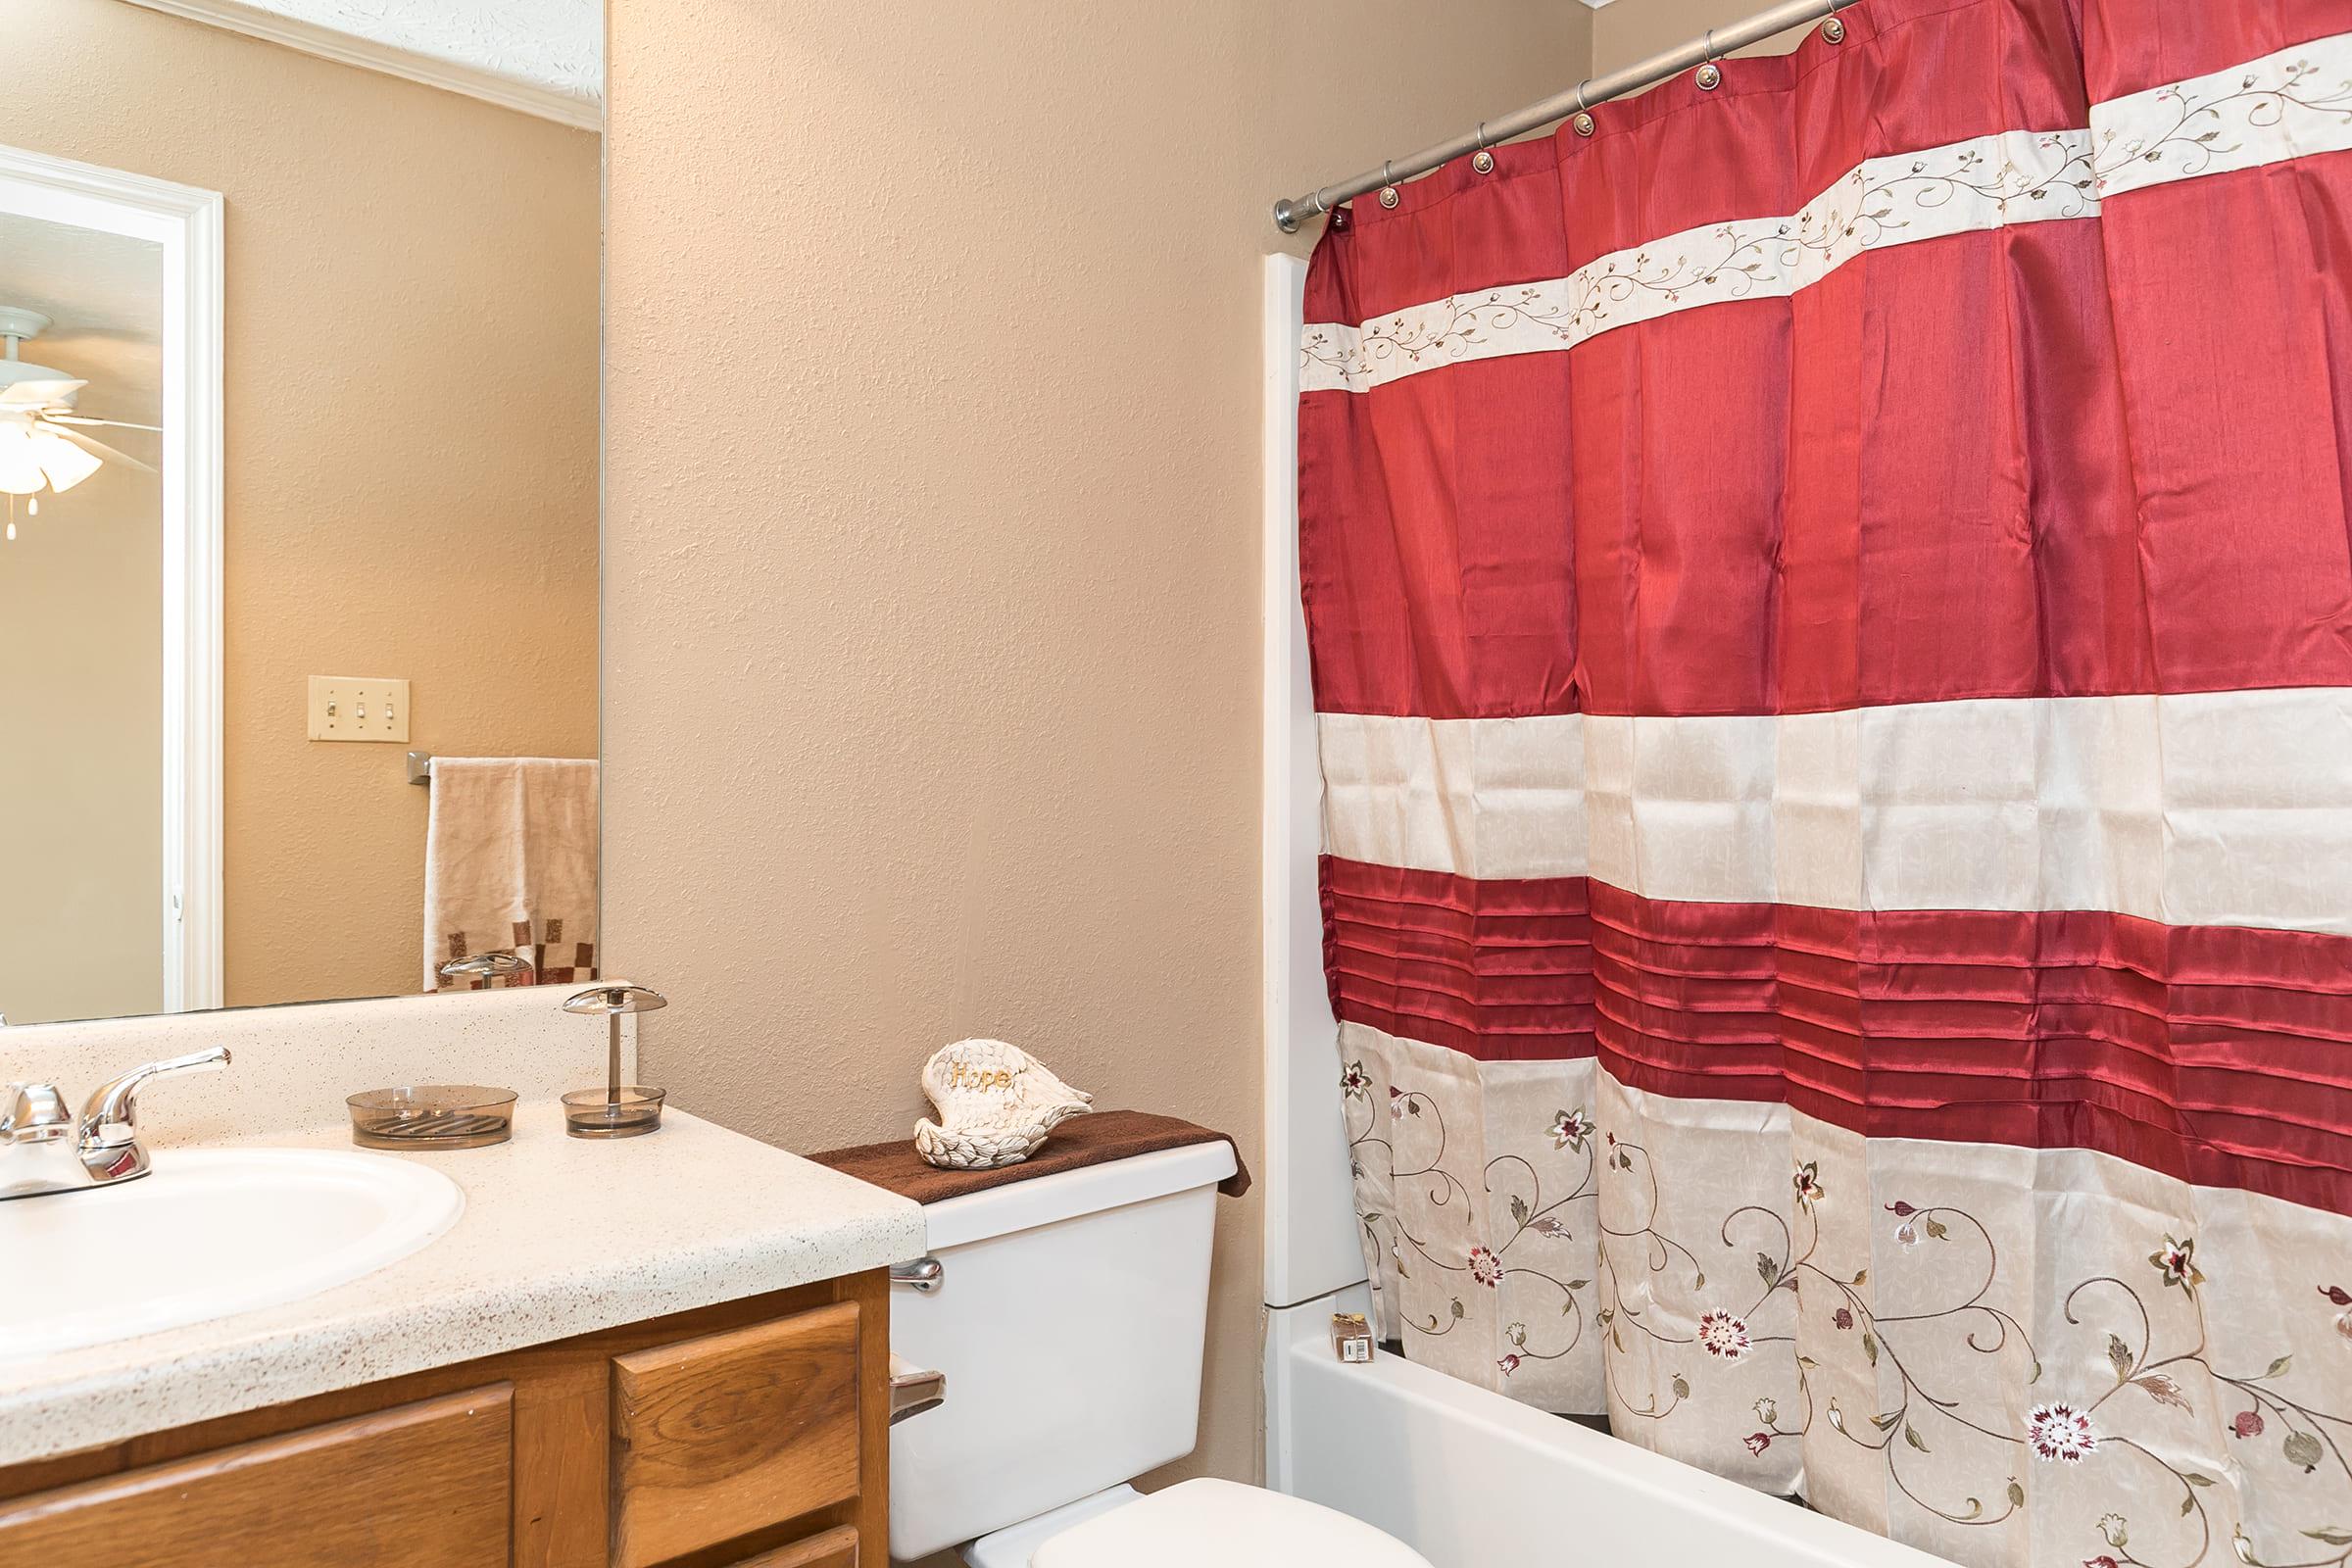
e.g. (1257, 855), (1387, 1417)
(1298, 2), (2352, 1563)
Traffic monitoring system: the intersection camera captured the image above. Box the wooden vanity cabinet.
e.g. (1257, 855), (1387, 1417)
(0, 1269), (890, 1568)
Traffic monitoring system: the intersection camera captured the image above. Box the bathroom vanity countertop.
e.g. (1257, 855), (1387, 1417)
(0, 1107), (927, 1466)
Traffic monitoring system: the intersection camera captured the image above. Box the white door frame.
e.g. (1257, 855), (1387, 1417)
(0, 145), (224, 1013)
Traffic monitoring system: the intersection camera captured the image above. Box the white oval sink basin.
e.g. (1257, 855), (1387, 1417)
(0, 1148), (463, 1360)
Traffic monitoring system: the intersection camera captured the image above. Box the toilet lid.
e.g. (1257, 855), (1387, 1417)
(1029, 1479), (1435, 1568)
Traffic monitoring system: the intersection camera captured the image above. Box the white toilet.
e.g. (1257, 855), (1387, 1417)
(887, 1139), (1432, 1566)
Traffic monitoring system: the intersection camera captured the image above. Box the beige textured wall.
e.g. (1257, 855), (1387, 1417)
(0, 0), (599, 1012)
(0, 456), (165, 1023)
(604, 0), (1592, 1518)
(1593, 0), (1810, 74)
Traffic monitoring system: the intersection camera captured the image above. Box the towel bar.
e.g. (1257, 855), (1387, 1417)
(407, 751), (432, 786)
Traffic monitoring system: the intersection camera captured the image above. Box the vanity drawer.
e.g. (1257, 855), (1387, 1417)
(0, 1384), (512, 1567)
(612, 1300), (863, 1567)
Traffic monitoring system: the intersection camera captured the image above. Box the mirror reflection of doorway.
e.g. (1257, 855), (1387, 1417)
(0, 147), (222, 1025)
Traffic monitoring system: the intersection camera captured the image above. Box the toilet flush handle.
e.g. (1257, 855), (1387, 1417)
(889, 1355), (948, 1424)
(890, 1256), (945, 1294)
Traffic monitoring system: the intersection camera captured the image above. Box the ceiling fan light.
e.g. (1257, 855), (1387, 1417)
(30, 428), (101, 492)
(0, 425), (44, 496)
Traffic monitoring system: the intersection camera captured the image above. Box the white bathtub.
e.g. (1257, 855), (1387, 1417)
(1266, 1289), (1951, 1568)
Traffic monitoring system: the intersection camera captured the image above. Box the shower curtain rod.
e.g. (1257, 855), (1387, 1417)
(1271, 0), (1863, 232)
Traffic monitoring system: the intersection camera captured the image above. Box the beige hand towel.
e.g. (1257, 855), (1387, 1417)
(422, 758), (599, 991)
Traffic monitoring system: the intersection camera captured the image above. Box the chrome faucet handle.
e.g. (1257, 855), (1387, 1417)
(77, 1046), (230, 1152)
(0, 1051), (227, 1200)
(2, 1083), (72, 1145)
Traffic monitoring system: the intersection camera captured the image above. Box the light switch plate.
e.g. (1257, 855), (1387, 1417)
(308, 676), (411, 742)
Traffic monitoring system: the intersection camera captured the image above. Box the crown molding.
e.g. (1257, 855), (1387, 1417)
(1578, 0), (1619, 8)
(116, 0), (602, 131)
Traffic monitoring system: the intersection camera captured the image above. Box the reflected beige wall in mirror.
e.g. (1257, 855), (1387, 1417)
(0, 0), (599, 1025)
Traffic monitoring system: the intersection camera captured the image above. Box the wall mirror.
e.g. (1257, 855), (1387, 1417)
(0, 0), (602, 1025)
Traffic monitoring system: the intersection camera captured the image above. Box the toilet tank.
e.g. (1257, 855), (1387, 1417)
(887, 1140), (1239, 1561)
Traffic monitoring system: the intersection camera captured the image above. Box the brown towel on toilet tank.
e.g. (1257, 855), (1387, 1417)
(809, 1109), (1250, 1202)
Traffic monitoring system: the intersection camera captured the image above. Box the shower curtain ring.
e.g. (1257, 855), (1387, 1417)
(1379, 161), (1399, 208)
(1695, 29), (1724, 89)
(1571, 80), (1595, 137)
(1472, 123), (1495, 174)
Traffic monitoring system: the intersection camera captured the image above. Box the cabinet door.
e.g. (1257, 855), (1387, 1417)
(612, 1301), (861, 1568)
(0, 1384), (512, 1568)
(731, 1523), (859, 1566)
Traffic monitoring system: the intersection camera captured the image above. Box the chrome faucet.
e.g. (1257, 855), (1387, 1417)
(0, 1046), (230, 1200)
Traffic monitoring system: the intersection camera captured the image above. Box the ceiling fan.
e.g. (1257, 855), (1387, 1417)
(0, 304), (159, 500)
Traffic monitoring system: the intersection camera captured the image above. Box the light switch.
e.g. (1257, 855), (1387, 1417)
(308, 676), (411, 742)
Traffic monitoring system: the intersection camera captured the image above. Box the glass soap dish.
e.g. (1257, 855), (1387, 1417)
(348, 1085), (517, 1150)
(561, 1086), (666, 1139)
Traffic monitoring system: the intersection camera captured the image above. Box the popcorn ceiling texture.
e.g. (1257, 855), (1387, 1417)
(182, 0), (602, 107)
(601, 0), (1593, 1520)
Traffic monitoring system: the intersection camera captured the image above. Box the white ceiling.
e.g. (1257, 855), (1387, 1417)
(0, 215), (165, 427)
(242, 0), (601, 107)
(127, 0), (603, 123)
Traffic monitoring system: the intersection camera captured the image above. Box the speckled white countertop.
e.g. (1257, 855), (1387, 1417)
(0, 1106), (926, 1466)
